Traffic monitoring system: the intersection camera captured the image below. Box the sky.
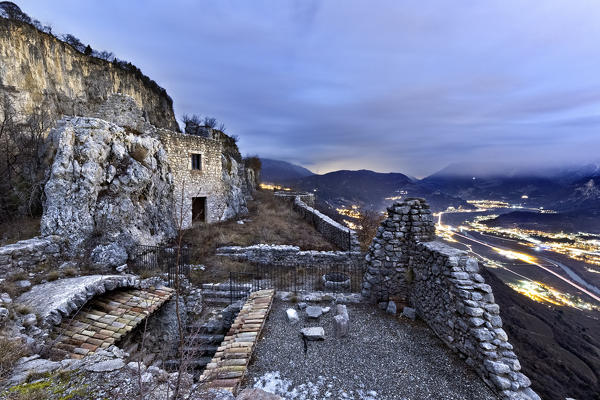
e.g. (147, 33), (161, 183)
(17, 0), (600, 177)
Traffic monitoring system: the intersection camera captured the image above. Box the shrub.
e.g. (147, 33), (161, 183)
(14, 304), (32, 315)
(0, 336), (28, 380)
(62, 267), (78, 277)
(46, 270), (60, 281)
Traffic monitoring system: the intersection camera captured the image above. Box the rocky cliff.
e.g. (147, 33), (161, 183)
(41, 114), (176, 268)
(0, 18), (178, 131)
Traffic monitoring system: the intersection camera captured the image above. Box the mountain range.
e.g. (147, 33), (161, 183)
(261, 159), (600, 222)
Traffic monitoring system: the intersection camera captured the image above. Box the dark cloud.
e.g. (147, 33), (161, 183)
(17, 0), (600, 177)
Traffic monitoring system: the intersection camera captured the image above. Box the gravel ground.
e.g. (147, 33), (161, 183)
(243, 299), (500, 400)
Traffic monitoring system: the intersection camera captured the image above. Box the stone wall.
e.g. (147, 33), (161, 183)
(216, 244), (363, 268)
(0, 236), (64, 275)
(159, 130), (248, 228)
(292, 197), (360, 251)
(274, 191), (315, 206)
(361, 198), (540, 400)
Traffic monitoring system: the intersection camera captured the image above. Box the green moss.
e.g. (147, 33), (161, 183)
(3, 370), (91, 400)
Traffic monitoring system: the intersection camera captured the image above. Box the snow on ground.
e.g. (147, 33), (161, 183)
(253, 371), (380, 400)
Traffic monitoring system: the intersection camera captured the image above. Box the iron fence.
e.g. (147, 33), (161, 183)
(130, 245), (192, 287)
(228, 262), (365, 303)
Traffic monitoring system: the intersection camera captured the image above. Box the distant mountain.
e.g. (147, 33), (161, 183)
(288, 169), (469, 212)
(422, 162), (566, 205)
(260, 158), (314, 183)
(484, 210), (600, 234)
(422, 161), (600, 211)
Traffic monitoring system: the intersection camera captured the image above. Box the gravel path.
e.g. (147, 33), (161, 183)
(243, 299), (499, 400)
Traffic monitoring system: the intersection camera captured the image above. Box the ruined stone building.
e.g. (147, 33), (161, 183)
(0, 16), (258, 267)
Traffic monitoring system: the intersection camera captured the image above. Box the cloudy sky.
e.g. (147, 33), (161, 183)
(18, 0), (600, 177)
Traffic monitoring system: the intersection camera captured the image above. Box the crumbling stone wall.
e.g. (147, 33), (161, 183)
(159, 130), (248, 228)
(0, 236), (64, 275)
(361, 198), (540, 400)
(274, 191), (315, 206)
(293, 197), (360, 251)
(216, 244), (363, 269)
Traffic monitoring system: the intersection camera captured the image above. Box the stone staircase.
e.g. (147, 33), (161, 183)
(200, 289), (275, 394)
(164, 298), (244, 373)
(200, 282), (252, 304)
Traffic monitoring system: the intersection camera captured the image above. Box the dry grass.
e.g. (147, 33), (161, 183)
(0, 336), (28, 381)
(0, 217), (40, 246)
(185, 191), (336, 257)
(182, 191), (337, 284)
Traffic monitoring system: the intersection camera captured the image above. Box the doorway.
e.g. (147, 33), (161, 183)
(192, 197), (206, 223)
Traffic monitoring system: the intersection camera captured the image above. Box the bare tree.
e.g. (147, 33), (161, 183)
(0, 94), (53, 221)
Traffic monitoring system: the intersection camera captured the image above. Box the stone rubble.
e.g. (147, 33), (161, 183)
(300, 327), (325, 341)
(286, 308), (299, 324)
(305, 306), (323, 319)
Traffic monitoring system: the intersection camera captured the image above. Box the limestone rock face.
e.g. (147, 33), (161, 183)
(41, 116), (176, 266)
(0, 18), (178, 131)
(220, 155), (249, 221)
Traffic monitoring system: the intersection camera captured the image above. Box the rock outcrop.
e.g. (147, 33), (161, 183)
(0, 18), (178, 130)
(40, 115), (176, 267)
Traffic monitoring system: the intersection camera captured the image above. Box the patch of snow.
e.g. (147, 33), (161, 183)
(253, 372), (380, 400)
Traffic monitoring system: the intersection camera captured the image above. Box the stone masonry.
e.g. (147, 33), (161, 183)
(361, 198), (540, 400)
(159, 129), (248, 228)
(0, 236), (63, 275)
(216, 244), (363, 269)
(292, 196), (360, 252)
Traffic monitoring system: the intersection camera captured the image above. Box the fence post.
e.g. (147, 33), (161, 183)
(293, 267), (297, 295)
(229, 272), (233, 304)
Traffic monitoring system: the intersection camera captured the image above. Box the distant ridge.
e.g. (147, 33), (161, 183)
(260, 158), (314, 183)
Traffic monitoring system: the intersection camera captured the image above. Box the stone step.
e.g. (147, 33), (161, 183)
(182, 344), (219, 355)
(202, 289), (249, 298)
(186, 334), (225, 344)
(203, 297), (241, 304)
(201, 283), (252, 291)
(163, 356), (213, 371)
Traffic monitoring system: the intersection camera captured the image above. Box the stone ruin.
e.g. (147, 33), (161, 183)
(0, 94), (259, 271)
(361, 198), (540, 400)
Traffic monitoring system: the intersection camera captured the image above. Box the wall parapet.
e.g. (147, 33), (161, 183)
(292, 197), (360, 252)
(361, 198), (540, 400)
(0, 235), (64, 275)
(216, 244), (363, 268)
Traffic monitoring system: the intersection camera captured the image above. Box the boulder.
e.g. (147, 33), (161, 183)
(40, 117), (177, 267)
(334, 314), (349, 338)
(305, 306), (323, 319)
(0, 307), (8, 321)
(402, 307), (416, 320)
(286, 308), (299, 324)
(301, 327), (325, 341)
(386, 301), (397, 315)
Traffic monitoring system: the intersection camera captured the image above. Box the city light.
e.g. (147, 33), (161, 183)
(508, 280), (600, 311)
(259, 183), (292, 191)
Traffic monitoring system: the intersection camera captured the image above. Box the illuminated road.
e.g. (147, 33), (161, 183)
(438, 212), (600, 305)
(451, 229), (600, 303)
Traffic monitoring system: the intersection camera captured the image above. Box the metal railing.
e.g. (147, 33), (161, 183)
(228, 263), (364, 302)
(130, 245), (192, 287)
